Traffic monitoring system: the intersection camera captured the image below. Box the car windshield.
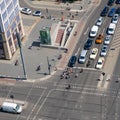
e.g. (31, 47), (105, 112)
(80, 56), (84, 59)
(98, 61), (102, 64)
(106, 38), (109, 41)
(15, 105), (20, 111)
(91, 31), (96, 34)
(98, 20), (101, 22)
(36, 11), (40, 14)
(102, 49), (106, 52)
(92, 52), (96, 55)
(109, 28), (113, 31)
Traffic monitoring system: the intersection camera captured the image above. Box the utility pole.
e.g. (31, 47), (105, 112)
(47, 56), (51, 75)
(16, 32), (27, 80)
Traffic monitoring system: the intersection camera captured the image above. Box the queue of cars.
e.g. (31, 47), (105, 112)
(68, 0), (119, 69)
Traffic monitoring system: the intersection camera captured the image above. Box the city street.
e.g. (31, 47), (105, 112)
(0, 0), (120, 120)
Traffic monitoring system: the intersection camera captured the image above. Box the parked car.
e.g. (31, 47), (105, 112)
(101, 6), (109, 16)
(96, 57), (105, 69)
(33, 10), (41, 16)
(107, 23), (116, 35)
(104, 35), (112, 45)
(96, 17), (104, 26)
(100, 45), (108, 56)
(108, 7), (116, 17)
(84, 39), (93, 50)
(95, 34), (104, 44)
(116, 7), (120, 15)
(89, 25), (99, 37)
(89, 48), (98, 59)
(108, 0), (115, 5)
(116, 0), (120, 4)
(21, 7), (32, 15)
(68, 56), (77, 67)
(111, 14), (119, 24)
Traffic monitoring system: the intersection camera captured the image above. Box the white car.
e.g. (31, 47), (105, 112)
(21, 7), (32, 15)
(89, 48), (98, 59)
(96, 17), (104, 26)
(96, 57), (105, 69)
(107, 23), (116, 35)
(100, 45), (108, 57)
(111, 14), (119, 24)
(33, 10), (41, 16)
(89, 25), (99, 37)
(104, 35), (112, 45)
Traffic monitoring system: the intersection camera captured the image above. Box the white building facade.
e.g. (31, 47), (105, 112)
(0, 0), (24, 59)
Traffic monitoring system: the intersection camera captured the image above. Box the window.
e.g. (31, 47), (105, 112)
(14, 5), (19, 15)
(2, 11), (7, 21)
(5, 0), (10, 5)
(9, 12), (14, 24)
(16, 15), (20, 22)
(0, 34), (3, 41)
(13, 0), (17, 6)
(6, 29), (10, 38)
(1, 1), (5, 11)
(4, 20), (9, 30)
(11, 22), (16, 31)
(7, 2), (13, 15)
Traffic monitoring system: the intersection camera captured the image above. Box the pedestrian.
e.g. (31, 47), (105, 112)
(36, 65), (41, 71)
(15, 60), (18, 66)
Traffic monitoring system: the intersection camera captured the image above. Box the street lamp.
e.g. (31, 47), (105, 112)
(47, 56), (51, 75)
(16, 32), (27, 80)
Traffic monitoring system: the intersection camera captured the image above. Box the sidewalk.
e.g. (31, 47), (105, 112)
(24, 0), (96, 11)
(0, 0), (101, 82)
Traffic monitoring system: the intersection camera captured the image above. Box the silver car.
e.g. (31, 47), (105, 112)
(111, 14), (119, 24)
(100, 45), (108, 56)
(96, 17), (104, 26)
(104, 35), (112, 45)
(21, 7), (32, 15)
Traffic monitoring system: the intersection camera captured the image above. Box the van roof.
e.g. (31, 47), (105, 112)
(2, 102), (17, 109)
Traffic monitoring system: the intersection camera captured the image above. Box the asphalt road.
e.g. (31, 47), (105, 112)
(0, 0), (120, 120)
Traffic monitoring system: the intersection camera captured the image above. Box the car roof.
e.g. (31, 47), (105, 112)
(109, 23), (116, 27)
(110, 7), (116, 11)
(91, 25), (98, 31)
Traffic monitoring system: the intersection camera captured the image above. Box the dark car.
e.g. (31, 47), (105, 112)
(101, 6), (109, 16)
(108, 8), (116, 17)
(84, 39), (93, 50)
(68, 56), (77, 67)
(116, 7), (120, 15)
(116, 0), (120, 4)
(108, 0), (115, 5)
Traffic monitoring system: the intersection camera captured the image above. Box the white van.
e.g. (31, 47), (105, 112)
(1, 102), (22, 114)
(107, 23), (116, 35)
(78, 50), (88, 63)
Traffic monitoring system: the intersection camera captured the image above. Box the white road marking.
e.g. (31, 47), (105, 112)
(102, 28), (105, 34)
(75, 47), (80, 56)
(84, 27), (89, 35)
(27, 89), (46, 120)
(73, 66), (100, 71)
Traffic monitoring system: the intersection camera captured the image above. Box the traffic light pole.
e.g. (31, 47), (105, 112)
(16, 32), (27, 80)
(47, 56), (51, 75)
